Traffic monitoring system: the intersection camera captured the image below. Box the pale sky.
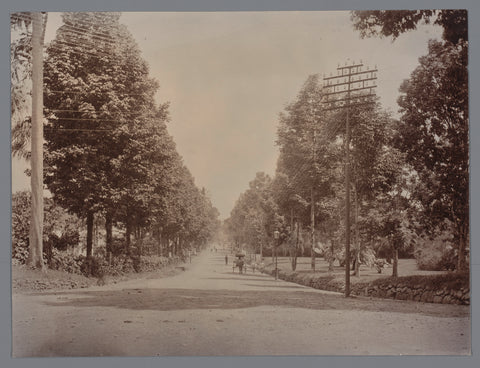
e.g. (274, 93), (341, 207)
(12, 11), (443, 219)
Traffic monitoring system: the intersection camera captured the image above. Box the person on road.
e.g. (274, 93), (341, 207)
(225, 254), (228, 265)
(238, 259), (244, 274)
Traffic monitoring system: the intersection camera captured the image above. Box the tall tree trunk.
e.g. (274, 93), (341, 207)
(328, 239), (334, 272)
(457, 222), (468, 272)
(311, 187), (316, 272)
(86, 211), (94, 258)
(292, 221), (300, 271)
(392, 247), (399, 278)
(105, 211), (113, 264)
(157, 230), (162, 256)
(125, 214), (132, 256)
(137, 227), (143, 257)
(290, 208), (294, 232)
(93, 217), (98, 248)
(27, 12), (46, 270)
(354, 186), (360, 277)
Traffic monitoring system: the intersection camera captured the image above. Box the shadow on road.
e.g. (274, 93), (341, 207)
(38, 288), (469, 318)
(200, 277), (278, 282)
(243, 284), (305, 289)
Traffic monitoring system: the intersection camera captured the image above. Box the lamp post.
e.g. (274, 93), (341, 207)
(274, 230), (280, 280)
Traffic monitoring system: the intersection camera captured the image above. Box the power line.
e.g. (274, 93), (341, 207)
(44, 127), (114, 132)
(12, 13), (121, 41)
(46, 117), (123, 122)
(48, 41), (115, 60)
(60, 24), (118, 44)
(46, 90), (148, 97)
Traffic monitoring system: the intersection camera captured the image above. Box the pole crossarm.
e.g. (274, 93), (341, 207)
(323, 76), (378, 89)
(323, 100), (377, 112)
(324, 92), (377, 104)
(324, 84), (377, 96)
(323, 68), (378, 81)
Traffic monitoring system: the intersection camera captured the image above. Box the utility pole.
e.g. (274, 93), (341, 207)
(309, 95), (318, 273)
(311, 130), (316, 273)
(322, 61), (377, 297)
(28, 12), (47, 270)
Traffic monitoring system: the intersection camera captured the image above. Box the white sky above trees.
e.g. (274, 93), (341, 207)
(11, 11), (443, 219)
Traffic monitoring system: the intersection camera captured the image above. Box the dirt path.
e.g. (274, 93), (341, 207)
(12, 250), (470, 356)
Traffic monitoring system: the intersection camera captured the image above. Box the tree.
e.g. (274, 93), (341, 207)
(347, 103), (399, 275)
(275, 74), (337, 270)
(351, 10), (469, 271)
(226, 172), (278, 259)
(351, 10), (467, 45)
(43, 12), (158, 260)
(395, 40), (468, 271)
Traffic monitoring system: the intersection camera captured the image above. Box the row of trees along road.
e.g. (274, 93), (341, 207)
(11, 12), (220, 271)
(225, 10), (468, 275)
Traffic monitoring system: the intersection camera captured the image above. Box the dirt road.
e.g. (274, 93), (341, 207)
(12, 250), (470, 356)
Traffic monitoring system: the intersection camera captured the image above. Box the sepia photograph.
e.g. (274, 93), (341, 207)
(10, 8), (470, 357)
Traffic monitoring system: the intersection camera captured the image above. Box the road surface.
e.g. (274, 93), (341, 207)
(12, 250), (470, 356)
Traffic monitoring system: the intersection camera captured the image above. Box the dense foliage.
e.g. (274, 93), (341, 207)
(12, 12), (220, 274)
(225, 10), (469, 273)
(12, 191), (81, 265)
(352, 9), (469, 271)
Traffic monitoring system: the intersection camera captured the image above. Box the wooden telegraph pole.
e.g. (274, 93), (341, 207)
(322, 61), (377, 297)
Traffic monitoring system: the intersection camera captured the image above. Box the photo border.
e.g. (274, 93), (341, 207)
(2, 0), (478, 367)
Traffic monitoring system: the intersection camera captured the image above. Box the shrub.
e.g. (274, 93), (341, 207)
(48, 248), (83, 274)
(80, 256), (106, 278)
(12, 240), (29, 265)
(415, 229), (456, 271)
(137, 256), (171, 272)
(49, 229), (80, 251)
(11, 192), (31, 264)
(103, 254), (135, 276)
(12, 191), (82, 265)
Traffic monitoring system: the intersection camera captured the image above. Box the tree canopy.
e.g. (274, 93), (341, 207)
(351, 9), (469, 271)
(30, 11), (219, 264)
(351, 10), (467, 45)
(395, 39), (468, 270)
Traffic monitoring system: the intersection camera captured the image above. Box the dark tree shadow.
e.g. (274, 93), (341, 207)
(38, 288), (469, 318)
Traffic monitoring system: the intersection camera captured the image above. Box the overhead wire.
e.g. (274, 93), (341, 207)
(46, 90), (148, 97)
(47, 41), (116, 60)
(44, 127), (114, 132)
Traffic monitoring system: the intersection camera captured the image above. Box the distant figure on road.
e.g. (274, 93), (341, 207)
(238, 259), (244, 274)
(225, 255), (228, 265)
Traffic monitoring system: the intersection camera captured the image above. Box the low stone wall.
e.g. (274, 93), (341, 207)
(362, 283), (470, 305)
(263, 268), (470, 305)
